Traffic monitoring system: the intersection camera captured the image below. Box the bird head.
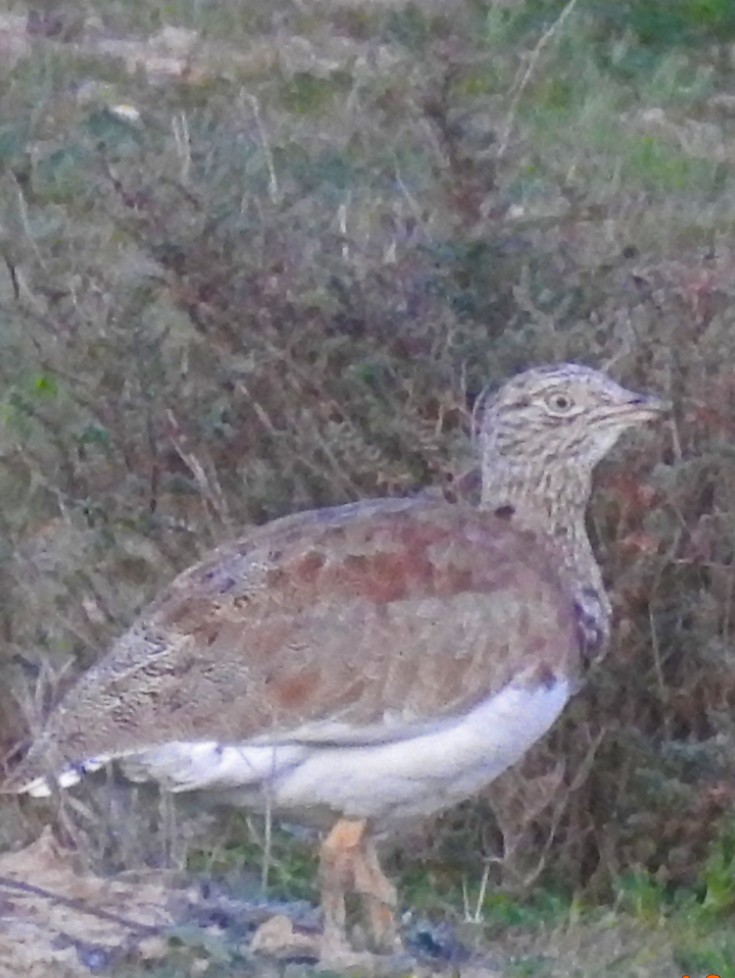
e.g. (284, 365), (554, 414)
(480, 363), (668, 474)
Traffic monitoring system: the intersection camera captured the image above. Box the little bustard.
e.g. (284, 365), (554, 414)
(2, 363), (666, 961)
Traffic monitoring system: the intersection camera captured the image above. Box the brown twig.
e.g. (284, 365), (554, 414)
(0, 874), (165, 937)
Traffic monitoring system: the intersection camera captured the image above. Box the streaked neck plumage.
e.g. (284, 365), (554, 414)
(479, 445), (610, 653)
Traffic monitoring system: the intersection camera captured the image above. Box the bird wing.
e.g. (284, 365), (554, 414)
(4, 496), (580, 791)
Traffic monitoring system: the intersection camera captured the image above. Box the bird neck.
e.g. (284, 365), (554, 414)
(480, 454), (593, 536)
(479, 454), (610, 639)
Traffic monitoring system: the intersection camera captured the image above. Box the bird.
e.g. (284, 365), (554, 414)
(1, 363), (666, 963)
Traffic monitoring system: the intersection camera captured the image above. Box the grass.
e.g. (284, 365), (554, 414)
(181, 814), (735, 974)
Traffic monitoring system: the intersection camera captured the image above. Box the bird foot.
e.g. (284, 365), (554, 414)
(250, 916), (411, 975)
(250, 914), (320, 960)
(318, 936), (414, 976)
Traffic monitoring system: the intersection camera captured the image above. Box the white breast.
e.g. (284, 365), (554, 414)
(117, 673), (571, 825)
(24, 673), (570, 821)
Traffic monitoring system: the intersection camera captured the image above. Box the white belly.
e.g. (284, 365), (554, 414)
(121, 676), (571, 824)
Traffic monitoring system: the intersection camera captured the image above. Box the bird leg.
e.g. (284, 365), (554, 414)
(353, 831), (398, 952)
(319, 818), (398, 958)
(319, 818), (358, 957)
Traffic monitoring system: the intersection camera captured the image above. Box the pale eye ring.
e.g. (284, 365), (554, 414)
(545, 391), (575, 413)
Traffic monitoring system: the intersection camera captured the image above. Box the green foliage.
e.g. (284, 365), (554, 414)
(699, 819), (735, 915)
(187, 819), (318, 903)
(480, 890), (570, 930)
(279, 71), (353, 116)
(0, 122), (29, 168)
(592, 0), (735, 49)
(674, 941), (735, 978)
(625, 135), (717, 191)
(614, 872), (669, 923)
(502, 0), (735, 50)
(383, 4), (437, 50)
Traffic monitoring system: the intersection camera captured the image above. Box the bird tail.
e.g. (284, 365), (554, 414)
(1, 742), (109, 797)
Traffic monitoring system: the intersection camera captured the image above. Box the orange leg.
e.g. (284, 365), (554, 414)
(353, 831), (398, 951)
(319, 818), (398, 957)
(319, 818), (361, 956)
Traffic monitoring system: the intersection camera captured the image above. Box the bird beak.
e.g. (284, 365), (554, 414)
(621, 392), (671, 423)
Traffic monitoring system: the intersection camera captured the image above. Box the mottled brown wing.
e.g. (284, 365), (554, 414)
(5, 497), (579, 788)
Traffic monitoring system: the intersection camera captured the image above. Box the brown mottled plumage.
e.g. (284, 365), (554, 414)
(2, 363), (666, 963)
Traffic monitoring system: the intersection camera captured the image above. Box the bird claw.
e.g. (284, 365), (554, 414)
(250, 916), (411, 976)
(250, 914), (320, 960)
(317, 940), (415, 977)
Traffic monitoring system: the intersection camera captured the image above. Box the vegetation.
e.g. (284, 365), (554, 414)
(2, 0), (735, 972)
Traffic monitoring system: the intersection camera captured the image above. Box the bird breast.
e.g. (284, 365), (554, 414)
(120, 670), (572, 827)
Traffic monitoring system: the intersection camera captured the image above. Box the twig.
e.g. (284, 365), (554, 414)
(243, 92), (279, 203)
(0, 875), (164, 937)
(496, 0), (582, 161)
(472, 862), (491, 922)
(4, 254), (19, 299)
(10, 173), (48, 271)
(337, 196), (350, 260)
(262, 795), (272, 895)
(165, 410), (232, 533)
(171, 112), (192, 184)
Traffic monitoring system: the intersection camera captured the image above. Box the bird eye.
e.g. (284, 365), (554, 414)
(545, 391), (574, 414)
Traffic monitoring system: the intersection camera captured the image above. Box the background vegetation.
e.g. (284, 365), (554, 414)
(3, 0), (735, 972)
